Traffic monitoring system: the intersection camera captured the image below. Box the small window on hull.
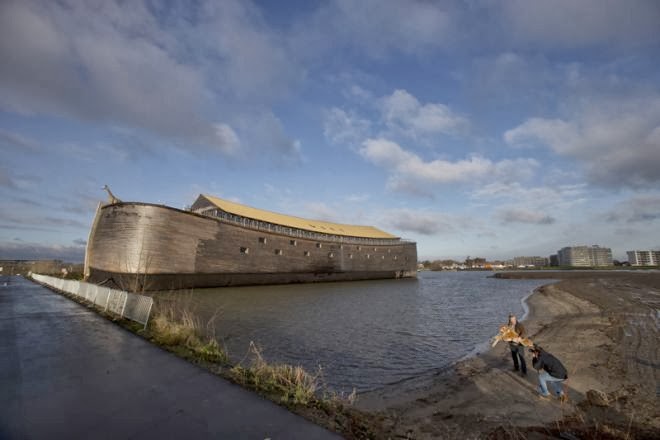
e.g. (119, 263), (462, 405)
(240, 247), (249, 254)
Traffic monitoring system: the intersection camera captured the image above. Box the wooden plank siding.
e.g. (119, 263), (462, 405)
(86, 203), (417, 291)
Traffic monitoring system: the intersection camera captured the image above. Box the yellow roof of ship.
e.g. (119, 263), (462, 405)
(200, 194), (397, 239)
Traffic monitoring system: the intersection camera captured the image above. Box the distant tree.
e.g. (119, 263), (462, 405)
(428, 260), (443, 271)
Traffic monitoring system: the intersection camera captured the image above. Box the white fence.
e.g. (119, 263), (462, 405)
(31, 274), (153, 329)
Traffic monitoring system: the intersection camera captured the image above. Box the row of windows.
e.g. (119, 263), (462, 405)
(198, 208), (410, 246)
(257, 237), (394, 253)
(259, 237), (301, 246)
(239, 246), (407, 260)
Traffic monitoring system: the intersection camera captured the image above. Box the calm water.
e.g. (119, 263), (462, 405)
(157, 271), (552, 392)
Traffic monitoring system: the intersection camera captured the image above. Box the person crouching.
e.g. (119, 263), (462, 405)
(531, 345), (568, 401)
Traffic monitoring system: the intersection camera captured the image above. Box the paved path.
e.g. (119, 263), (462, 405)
(0, 276), (340, 439)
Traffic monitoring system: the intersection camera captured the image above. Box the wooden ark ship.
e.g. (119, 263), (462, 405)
(84, 193), (418, 291)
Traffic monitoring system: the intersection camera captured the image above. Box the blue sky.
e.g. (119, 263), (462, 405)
(1, 0), (660, 262)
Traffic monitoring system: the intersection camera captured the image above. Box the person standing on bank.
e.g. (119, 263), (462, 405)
(531, 345), (568, 401)
(507, 314), (527, 376)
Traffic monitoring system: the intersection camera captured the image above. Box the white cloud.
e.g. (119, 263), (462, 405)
(496, 207), (555, 225)
(380, 89), (468, 139)
(291, 0), (660, 64)
(213, 123), (241, 154)
(196, 0), (302, 102)
(345, 85), (373, 103)
(59, 135), (158, 163)
(323, 108), (372, 146)
(345, 194), (370, 203)
(0, 129), (40, 152)
(359, 138), (537, 193)
(293, 0), (455, 59)
(504, 117), (576, 152)
(0, 0), (302, 155)
(473, 182), (587, 211)
(303, 202), (339, 223)
(606, 195), (660, 223)
(504, 96), (660, 187)
(0, 210), (88, 231)
(0, 167), (16, 188)
(0, 240), (85, 261)
(324, 88), (470, 145)
(324, 89), (467, 147)
(0, 0), (222, 148)
(233, 111), (301, 162)
(499, 0), (660, 49)
(472, 182), (588, 229)
(385, 209), (455, 236)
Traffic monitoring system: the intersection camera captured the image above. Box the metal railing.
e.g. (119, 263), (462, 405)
(31, 274), (153, 329)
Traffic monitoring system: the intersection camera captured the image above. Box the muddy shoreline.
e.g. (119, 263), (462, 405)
(354, 272), (660, 439)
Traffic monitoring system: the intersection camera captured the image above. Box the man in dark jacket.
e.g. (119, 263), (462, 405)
(507, 314), (527, 376)
(531, 345), (568, 400)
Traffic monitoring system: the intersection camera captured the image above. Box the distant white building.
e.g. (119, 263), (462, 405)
(557, 245), (612, 267)
(627, 250), (660, 266)
(513, 256), (549, 267)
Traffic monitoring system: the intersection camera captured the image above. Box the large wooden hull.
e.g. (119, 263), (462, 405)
(85, 203), (417, 291)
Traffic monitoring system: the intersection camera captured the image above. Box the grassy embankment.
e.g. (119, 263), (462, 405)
(45, 282), (380, 439)
(149, 300), (323, 400)
(147, 297), (323, 404)
(141, 298), (383, 439)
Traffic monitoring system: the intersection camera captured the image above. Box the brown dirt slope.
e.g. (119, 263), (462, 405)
(356, 272), (660, 439)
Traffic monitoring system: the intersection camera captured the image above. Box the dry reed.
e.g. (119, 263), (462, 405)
(149, 298), (228, 364)
(148, 295), (357, 410)
(231, 342), (320, 405)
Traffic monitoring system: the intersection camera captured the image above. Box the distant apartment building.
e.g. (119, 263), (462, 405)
(627, 250), (660, 266)
(513, 256), (549, 267)
(549, 254), (559, 266)
(557, 245), (613, 267)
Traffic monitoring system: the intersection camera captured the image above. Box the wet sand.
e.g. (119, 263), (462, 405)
(356, 272), (660, 439)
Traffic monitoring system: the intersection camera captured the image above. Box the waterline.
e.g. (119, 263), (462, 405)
(156, 272), (552, 392)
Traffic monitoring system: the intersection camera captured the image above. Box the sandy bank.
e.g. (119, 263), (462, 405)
(355, 272), (660, 439)
(494, 269), (660, 280)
